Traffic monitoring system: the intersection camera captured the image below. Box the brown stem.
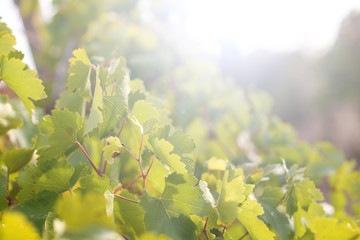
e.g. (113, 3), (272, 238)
(102, 161), (107, 175)
(117, 117), (128, 137)
(114, 194), (139, 204)
(122, 145), (138, 160)
(145, 155), (156, 177)
(221, 226), (226, 238)
(198, 217), (209, 240)
(111, 82), (116, 96)
(75, 141), (102, 176)
(239, 231), (249, 240)
(124, 175), (142, 189)
(68, 188), (73, 195)
(276, 193), (287, 207)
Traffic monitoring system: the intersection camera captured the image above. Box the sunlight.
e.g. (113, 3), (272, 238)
(182, 0), (360, 54)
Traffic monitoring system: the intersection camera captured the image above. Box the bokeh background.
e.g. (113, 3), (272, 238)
(2, 0), (360, 163)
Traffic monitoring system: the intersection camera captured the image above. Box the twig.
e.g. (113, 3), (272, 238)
(114, 194), (139, 204)
(122, 144), (138, 160)
(111, 82), (116, 96)
(117, 117), (128, 137)
(221, 226), (226, 238)
(75, 141), (102, 176)
(198, 217), (209, 240)
(124, 175), (142, 189)
(239, 231), (249, 240)
(102, 161), (107, 175)
(145, 155), (156, 177)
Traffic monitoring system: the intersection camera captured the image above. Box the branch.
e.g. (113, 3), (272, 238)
(75, 141), (102, 176)
(239, 231), (249, 240)
(122, 144), (138, 160)
(117, 117), (128, 137)
(114, 194), (139, 204)
(124, 175), (142, 189)
(198, 217), (209, 240)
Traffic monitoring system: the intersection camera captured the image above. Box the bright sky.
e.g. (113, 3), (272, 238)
(183, 0), (360, 55)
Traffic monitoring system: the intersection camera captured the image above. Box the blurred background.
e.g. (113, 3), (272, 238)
(1, 0), (360, 162)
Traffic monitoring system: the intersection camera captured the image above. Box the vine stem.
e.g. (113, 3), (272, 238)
(114, 194), (139, 204)
(75, 141), (102, 177)
(276, 193), (287, 207)
(124, 175), (142, 189)
(221, 226), (226, 238)
(91, 64), (97, 71)
(117, 117), (128, 137)
(5, 173), (9, 206)
(198, 217), (209, 240)
(239, 231), (249, 240)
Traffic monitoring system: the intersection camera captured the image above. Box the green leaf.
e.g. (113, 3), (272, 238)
(114, 190), (145, 238)
(129, 100), (159, 126)
(1, 148), (34, 174)
(0, 58), (47, 115)
(85, 68), (103, 134)
(17, 160), (75, 201)
(0, 95), (23, 135)
(145, 158), (169, 197)
(44, 109), (85, 157)
(13, 191), (58, 232)
(0, 173), (8, 212)
(148, 137), (187, 173)
(55, 192), (112, 229)
(105, 57), (127, 86)
(140, 173), (210, 239)
(237, 200), (275, 240)
(216, 171), (246, 226)
(103, 136), (124, 165)
(67, 49), (92, 102)
(55, 91), (84, 113)
(77, 174), (110, 194)
(258, 187), (290, 240)
(286, 178), (324, 216)
(0, 32), (16, 56)
(313, 218), (360, 240)
(98, 95), (127, 138)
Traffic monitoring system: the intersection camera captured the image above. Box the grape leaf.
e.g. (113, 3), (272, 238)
(55, 192), (112, 229)
(114, 190), (145, 238)
(313, 218), (360, 240)
(0, 32), (16, 56)
(13, 191), (58, 232)
(77, 174), (110, 194)
(67, 49), (92, 102)
(0, 173), (8, 212)
(0, 212), (41, 240)
(105, 57), (127, 86)
(145, 158), (170, 197)
(148, 137), (187, 173)
(237, 200), (275, 240)
(140, 173), (210, 238)
(85, 68), (103, 134)
(17, 160), (75, 201)
(286, 178), (323, 216)
(129, 100), (160, 126)
(0, 95), (23, 135)
(258, 187), (291, 240)
(55, 91), (83, 113)
(103, 136), (124, 165)
(1, 148), (34, 174)
(0, 58), (47, 115)
(98, 95), (127, 138)
(44, 109), (85, 157)
(216, 171), (246, 226)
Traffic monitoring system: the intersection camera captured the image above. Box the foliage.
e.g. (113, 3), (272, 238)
(0, 14), (360, 240)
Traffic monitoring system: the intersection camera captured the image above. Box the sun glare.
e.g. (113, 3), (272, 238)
(182, 0), (360, 55)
